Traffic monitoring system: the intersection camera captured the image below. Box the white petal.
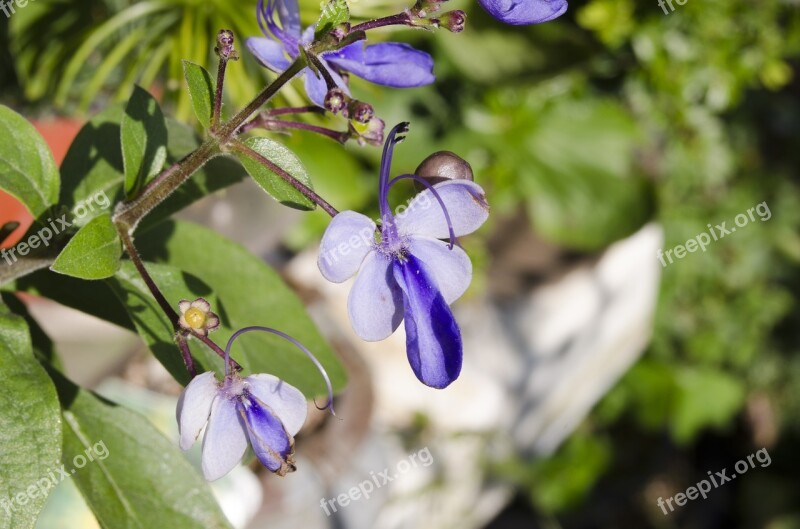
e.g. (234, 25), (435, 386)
(409, 236), (473, 304)
(201, 396), (249, 481)
(318, 211), (376, 283)
(395, 180), (489, 239)
(244, 374), (308, 437)
(347, 252), (404, 341)
(176, 371), (219, 451)
(178, 300), (191, 313)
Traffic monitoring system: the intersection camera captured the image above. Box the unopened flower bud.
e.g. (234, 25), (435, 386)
(412, 0), (450, 16)
(351, 117), (385, 146)
(348, 101), (374, 124)
(437, 10), (466, 32)
(324, 88), (349, 114)
(216, 29), (239, 61)
(414, 151), (473, 189)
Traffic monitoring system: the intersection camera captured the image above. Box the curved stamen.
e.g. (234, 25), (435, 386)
(388, 173), (460, 250)
(379, 122), (410, 219)
(224, 326), (337, 416)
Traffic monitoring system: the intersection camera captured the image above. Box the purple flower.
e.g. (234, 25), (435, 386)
(246, 0), (436, 107)
(177, 370), (307, 479)
(176, 327), (334, 480)
(478, 0), (567, 25)
(317, 123), (489, 388)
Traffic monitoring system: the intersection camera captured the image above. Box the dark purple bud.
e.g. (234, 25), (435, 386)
(438, 10), (466, 32)
(216, 29), (239, 60)
(414, 151), (473, 189)
(348, 101), (374, 124)
(324, 88), (349, 115)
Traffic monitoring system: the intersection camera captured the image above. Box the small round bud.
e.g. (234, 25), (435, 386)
(216, 29), (239, 60)
(439, 10), (466, 32)
(348, 101), (374, 124)
(414, 151), (473, 189)
(324, 88), (348, 115)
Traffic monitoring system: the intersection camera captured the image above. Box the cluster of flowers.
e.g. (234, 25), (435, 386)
(177, 0), (565, 481)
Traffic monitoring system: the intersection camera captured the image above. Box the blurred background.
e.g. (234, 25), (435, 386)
(2, 0), (800, 527)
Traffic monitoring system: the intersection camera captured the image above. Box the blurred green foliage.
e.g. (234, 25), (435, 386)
(4, 0), (800, 524)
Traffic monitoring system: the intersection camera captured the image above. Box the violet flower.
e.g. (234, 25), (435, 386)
(176, 327), (334, 480)
(317, 123), (489, 388)
(479, 0), (567, 25)
(246, 0), (435, 107)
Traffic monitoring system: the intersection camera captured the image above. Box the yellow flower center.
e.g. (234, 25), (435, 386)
(184, 307), (207, 329)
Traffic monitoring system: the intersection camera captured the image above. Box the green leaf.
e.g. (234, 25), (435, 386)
(0, 105), (60, 218)
(315, 0), (350, 40)
(51, 215), (122, 280)
(106, 261), (223, 385)
(182, 61), (215, 129)
(60, 105), (126, 228)
(0, 300), (62, 529)
(47, 369), (233, 529)
(236, 137), (316, 211)
(121, 86), (168, 198)
(138, 220), (347, 397)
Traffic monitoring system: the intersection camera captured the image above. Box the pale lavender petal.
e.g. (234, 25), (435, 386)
(395, 180), (489, 239)
(247, 37), (292, 72)
(303, 62), (350, 107)
(326, 42), (435, 88)
(478, 0), (567, 25)
(201, 395), (248, 481)
(245, 374), (308, 437)
(239, 397), (293, 474)
(347, 252), (404, 341)
(393, 254), (462, 388)
(408, 236), (472, 304)
(319, 211), (376, 283)
(178, 300), (191, 313)
(176, 371), (219, 451)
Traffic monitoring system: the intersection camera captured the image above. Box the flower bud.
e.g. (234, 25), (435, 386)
(216, 29), (239, 61)
(414, 151), (473, 189)
(350, 117), (385, 146)
(348, 100), (374, 124)
(436, 10), (466, 32)
(324, 88), (349, 115)
(412, 0), (450, 16)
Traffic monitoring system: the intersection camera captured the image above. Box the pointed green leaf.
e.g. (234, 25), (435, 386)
(236, 137), (316, 211)
(0, 300), (62, 529)
(47, 369), (233, 529)
(121, 86), (168, 198)
(182, 61), (216, 129)
(51, 215), (122, 280)
(315, 0), (350, 39)
(0, 105), (60, 218)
